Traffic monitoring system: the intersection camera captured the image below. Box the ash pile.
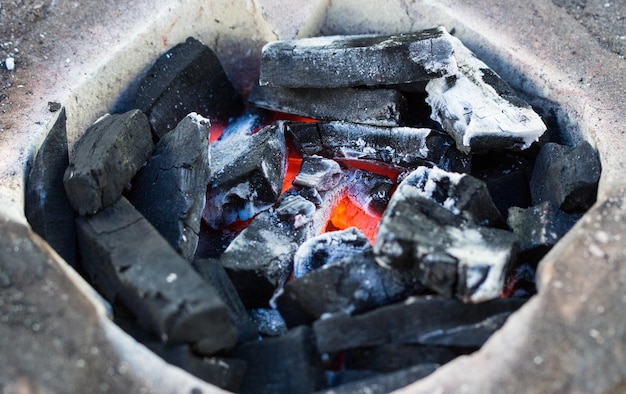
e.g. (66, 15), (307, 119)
(26, 28), (601, 394)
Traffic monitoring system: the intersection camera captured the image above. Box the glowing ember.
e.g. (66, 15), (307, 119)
(328, 196), (380, 243)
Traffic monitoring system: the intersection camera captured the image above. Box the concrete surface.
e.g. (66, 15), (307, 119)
(0, 1), (625, 393)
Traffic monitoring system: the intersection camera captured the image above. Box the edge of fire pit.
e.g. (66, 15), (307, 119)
(1, 0), (626, 393)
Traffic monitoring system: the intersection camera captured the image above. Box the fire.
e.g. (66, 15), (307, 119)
(327, 196), (380, 244)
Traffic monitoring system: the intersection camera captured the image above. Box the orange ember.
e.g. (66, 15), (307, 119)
(328, 196), (380, 243)
(209, 122), (226, 144)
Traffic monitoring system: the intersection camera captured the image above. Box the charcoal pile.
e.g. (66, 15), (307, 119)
(25, 27), (601, 393)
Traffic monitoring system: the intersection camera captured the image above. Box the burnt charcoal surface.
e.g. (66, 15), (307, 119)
(259, 27), (456, 88)
(313, 296), (524, 353)
(317, 364), (438, 394)
(25, 108), (76, 266)
(249, 308), (288, 337)
(64, 110), (154, 216)
(529, 141), (601, 212)
(249, 85), (408, 126)
(127, 113), (210, 261)
(134, 37), (243, 139)
(75, 197), (237, 353)
(203, 125), (287, 229)
(220, 195), (315, 308)
(277, 248), (423, 327)
(232, 326), (327, 394)
(346, 170), (394, 216)
(344, 344), (459, 373)
(284, 121), (468, 171)
(293, 156), (343, 192)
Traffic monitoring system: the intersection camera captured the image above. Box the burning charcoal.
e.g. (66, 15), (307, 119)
(502, 264), (537, 298)
(203, 125), (287, 229)
(426, 35), (547, 153)
(259, 27), (457, 88)
(276, 249), (424, 327)
(313, 296), (524, 353)
(346, 170), (395, 216)
(507, 202), (581, 262)
(529, 141), (601, 212)
(25, 108), (77, 266)
(283, 121), (469, 172)
(319, 364), (438, 394)
(293, 156), (344, 192)
(64, 110), (154, 216)
(249, 85), (408, 126)
(75, 197), (238, 353)
(374, 168), (519, 302)
(145, 342), (247, 392)
(249, 308), (288, 337)
(135, 37), (243, 139)
(192, 258), (257, 342)
(214, 108), (273, 145)
(232, 326), (327, 394)
(344, 344), (459, 373)
(127, 113), (211, 261)
(292, 227), (371, 278)
(220, 195), (316, 308)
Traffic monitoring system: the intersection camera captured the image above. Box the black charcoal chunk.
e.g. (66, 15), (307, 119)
(317, 364), (438, 394)
(344, 344), (459, 373)
(192, 258), (257, 342)
(232, 326), (327, 394)
(203, 125), (287, 229)
(145, 342), (247, 392)
(220, 195), (315, 308)
(249, 308), (288, 337)
(507, 202), (581, 261)
(64, 110), (154, 216)
(477, 169), (532, 221)
(292, 227), (371, 278)
(127, 113), (210, 261)
(294, 156), (344, 192)
(283, 121), (468, 171)
(75, 197), (237, 353)
(259, 27), (456, 88)
(135, 37), (243, 139)
(529, 141), (601, 212)
(249, 85), (408, 126)
(276, 248), (423, 327)
(374, 168), (518, 302)
(313, 296), (524, 353)
(346, 170), (394, 217)
(426, 36), (546, 153)
(25, 108), (77, 266)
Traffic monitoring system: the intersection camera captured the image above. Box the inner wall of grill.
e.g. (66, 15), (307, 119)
(56, 0), (590, 391)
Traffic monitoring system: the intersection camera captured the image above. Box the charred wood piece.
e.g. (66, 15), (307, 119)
(293, 156), (343, 192)
(320, 364), (438, 394)
(344, 344), (459, 373)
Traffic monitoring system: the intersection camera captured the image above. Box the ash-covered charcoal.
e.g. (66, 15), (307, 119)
(214, 108), (273, 145)
(192, 258), (257, 343)
(374, 168), (519, 302)
(529, 141), (601, 213)
(232, 326), (327, 394)
(64, 110), (154, 216)
(346, 170), (394, 217)
(319, 364), (439, 394)
(507, 202), (581, 263)
(249, 85), (408, 127)
(293, 156), (344, 192)
(292, 227), (371, 278)
(259, 27), (457, 88)
(75, 197), (238, 353)
(203, 125), (287, 229)
(249, 308), (288, 337)
(220, 195), (316, 308)
(134, 37), (243, 139)
(426, 35), (547, 153)
(126, 113), (210, 261)
(313, 296), (524, 353)
(276, 248), (424, 327)
(25, 108), (77, 266)
(283, 121), (468, 171)
(144, 342), (247, 392)
(344, 344), (459, 373)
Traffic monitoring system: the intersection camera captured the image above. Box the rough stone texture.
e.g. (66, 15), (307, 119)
(63, 110), (154, 216)
(134, 37), (243, 139)
(249, 85), (408, 126)
(127, 113), (211, 261)
(25, 108), (76, 267)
